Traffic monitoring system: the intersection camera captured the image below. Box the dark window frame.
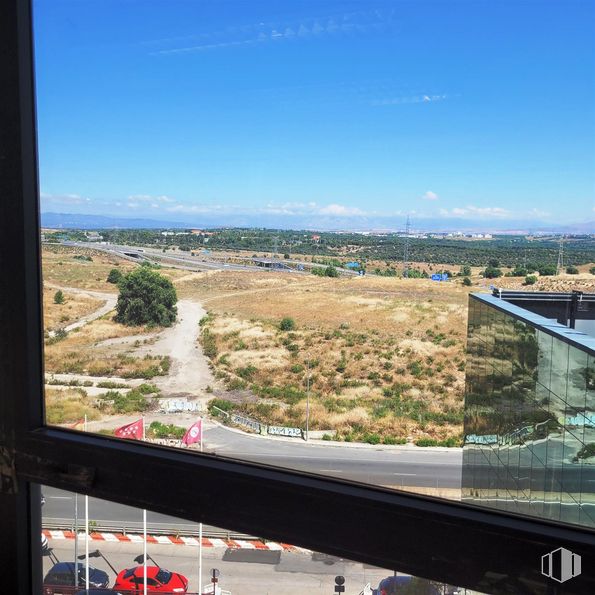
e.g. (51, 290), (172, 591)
(1, 2), (594, 594)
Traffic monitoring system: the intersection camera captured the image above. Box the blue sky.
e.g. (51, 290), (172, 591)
(35, 0), (594, 229)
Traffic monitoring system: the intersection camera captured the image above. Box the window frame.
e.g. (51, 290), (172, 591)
(1, 2), (594, 594)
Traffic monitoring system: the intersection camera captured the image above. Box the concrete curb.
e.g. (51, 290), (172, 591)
(43, 530), (308, 552)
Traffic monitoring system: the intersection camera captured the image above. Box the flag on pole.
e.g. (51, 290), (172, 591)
(114, 418), (144, 440)
(182, 419), (202, 446)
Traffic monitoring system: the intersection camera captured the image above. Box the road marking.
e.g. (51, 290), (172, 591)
(393, 473), (417, 476)
(48, 496), (72, 500)
(319, 469), (343, 473)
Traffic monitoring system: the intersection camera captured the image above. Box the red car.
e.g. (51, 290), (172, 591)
(113, 566), (188, 594)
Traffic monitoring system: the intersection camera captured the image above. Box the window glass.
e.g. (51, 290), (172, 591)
(33, 0), (594, 532)
(39, 485), (477, 595)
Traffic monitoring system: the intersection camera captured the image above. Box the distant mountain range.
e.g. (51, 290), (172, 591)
(41, 211), (594, 235)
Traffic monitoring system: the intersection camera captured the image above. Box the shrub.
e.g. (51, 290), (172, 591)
(590, 266), (595, 275)
(279, 317), (296, 331)
(208, 398), (235, 413)
(383, 436), (407, 445)
(201, 330), (218, 359)
(148, 421), (185, 439)
(364, 433), (381, 445)
(106, 268), (123, 284)
(322, 433), (333, 441)
(115, 267), (177, 327)
(53, 290), (65, 304)
(524, 275), (537, 286)
(290, 364), (304, 374)
(236, 365), (257, 380)
(415, 438), (439, 447)
(566, 265), (579, 274)
(462, 277), (472, 286)
(483, 266), (502, 279)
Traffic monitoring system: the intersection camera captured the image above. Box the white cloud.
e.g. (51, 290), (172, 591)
(40, 192), (91, 206)
(372, 94), (448, 107)
(440, 205), (511, 219)
(318, 203), (365, 216)
(422, 191), (439, 201)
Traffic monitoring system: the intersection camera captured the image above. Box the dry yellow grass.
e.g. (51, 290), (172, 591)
(45, 388), (101, 425)
(43, 286), (103, 331)
(194, 271), (469, 442)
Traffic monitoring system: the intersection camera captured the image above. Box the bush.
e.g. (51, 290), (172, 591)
(524, 275), (537, 285)
(115, 267), (177, 327)
(53, 290), (65, 304)
(208, 398), (235, 414)
(107, 268), (123, 284)
(148, 421), (185, 439)
(483, 266), (502, 279)
(590, 266), (595, 275)
(415, 438), (439, 447)
(364, 433), (381, 445)
(538, 264), (557, 276)
(462, 277), (472, 286)
(383, 436), (407, 445)
(566, 265), (579, 274)
(279, 317), (296, 331)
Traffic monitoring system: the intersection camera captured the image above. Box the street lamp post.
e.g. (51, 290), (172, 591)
(306, 357), (311, 441)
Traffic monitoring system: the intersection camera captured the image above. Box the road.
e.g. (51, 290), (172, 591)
(42, 437), (462, 536)
(43, 538), (393, 594)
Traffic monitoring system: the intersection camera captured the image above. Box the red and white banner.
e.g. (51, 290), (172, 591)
(182, 418), (202, 446)
(114, 418), (144, 440)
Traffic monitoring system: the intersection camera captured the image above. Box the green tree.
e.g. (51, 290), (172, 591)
(462, 276), (472, 286)
(460, 265), (471, 276)
(566, 265), (579, 274)
(106, 268), (123, 284)
(488, 258), (500, 268)
(53, 290), (65, 304)
(279, 317), (296, 331)
(590, 266), (595, 275)
(325, 265), (339, 277)
(115, 267), (177, 327)
(538, 264), (557, 276)
(483, 266), (503, 279)
(524, 275), (537, 285)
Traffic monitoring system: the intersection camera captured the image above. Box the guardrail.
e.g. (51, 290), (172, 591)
(42, 518), (256, 540)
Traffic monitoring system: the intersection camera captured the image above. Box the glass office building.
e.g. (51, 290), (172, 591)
(462, 291), (595, 527)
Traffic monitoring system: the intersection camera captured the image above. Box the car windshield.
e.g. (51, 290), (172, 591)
(155, 569), (172, 583)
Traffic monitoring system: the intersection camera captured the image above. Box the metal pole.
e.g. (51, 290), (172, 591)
(84, 415), (89, 589)
(74, 493), (78, 587)
(306, 357), (311, 441)
(142, 416), (147, 595)
(199, 431), (203, 594)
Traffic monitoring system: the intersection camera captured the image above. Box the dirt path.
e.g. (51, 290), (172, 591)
(135, 299), (215, 402)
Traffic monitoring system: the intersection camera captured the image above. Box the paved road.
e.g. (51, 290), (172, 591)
(203, 424), (462, 489)
(43, 538), (393, 594)
(42, 433), (462, 535)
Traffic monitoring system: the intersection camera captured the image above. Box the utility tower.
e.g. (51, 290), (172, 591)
(403, 215), (411, 278)
(556, 236), (564, 275)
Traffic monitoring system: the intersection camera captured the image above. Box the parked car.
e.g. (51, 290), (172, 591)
(43, 562), (109, 594)
(113, 566), (188, 593)
(76, 591), (123, 595)
(373, 576), (441, 595)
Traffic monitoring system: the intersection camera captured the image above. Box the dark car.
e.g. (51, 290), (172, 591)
(43, 562), (110, 595)
(374, 576), (441, 595)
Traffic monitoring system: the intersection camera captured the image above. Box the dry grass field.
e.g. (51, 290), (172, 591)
(177, 272), (473, 444)
(41, 244), (595, 444)
(43, 286), (103, 331)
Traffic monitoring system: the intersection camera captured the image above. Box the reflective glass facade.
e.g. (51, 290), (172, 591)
(462, 293), (595, 527)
